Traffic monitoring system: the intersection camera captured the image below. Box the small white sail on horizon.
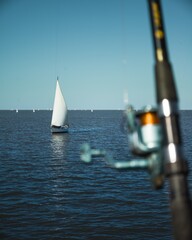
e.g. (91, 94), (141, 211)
(51, 78), (69, 133)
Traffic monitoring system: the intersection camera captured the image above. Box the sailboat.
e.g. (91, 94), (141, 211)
(51, 77), (69, 133)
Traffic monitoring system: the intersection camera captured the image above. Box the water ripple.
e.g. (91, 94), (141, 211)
(1, 110), (189, 239)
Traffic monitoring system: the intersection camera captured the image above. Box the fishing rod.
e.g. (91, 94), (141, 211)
(148, 0), (192, 239)
(80, 0), (192, 239)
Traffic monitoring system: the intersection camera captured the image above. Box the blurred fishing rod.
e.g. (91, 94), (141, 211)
(148, 0), (192, 239)
(80, 0), (192, 239)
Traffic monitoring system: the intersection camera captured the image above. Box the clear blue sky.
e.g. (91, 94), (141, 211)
(0, 0), (192, 110)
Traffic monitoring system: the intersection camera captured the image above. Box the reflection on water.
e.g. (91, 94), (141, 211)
(51, 133), (69, 159)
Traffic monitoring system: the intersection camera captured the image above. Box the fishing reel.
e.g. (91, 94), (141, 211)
(80, 104), (164, 189)
(123, 104), (164, 189)
(124, 105), (162, 155)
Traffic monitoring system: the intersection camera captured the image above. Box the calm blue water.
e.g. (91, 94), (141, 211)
(0, 110), (192, 240)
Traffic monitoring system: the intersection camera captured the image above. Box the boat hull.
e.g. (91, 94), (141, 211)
(51, 125), (69, 133)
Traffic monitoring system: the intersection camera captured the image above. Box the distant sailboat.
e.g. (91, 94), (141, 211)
(51, 78), (69, 133)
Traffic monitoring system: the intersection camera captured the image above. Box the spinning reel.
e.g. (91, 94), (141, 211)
(81, 104), (164, 189)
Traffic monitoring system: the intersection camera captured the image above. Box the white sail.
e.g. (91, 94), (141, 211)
(51, 80), (68, 127)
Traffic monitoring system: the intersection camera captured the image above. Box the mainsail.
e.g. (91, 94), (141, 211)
(51, 80), (68, 127)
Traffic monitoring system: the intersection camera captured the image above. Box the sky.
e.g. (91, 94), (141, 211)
(0, 0), (192, 110)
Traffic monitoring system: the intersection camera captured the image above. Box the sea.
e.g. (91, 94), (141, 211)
(0, 110), (192, 240)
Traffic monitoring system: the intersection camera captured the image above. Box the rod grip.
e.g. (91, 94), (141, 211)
(170, 175), (192, 240)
